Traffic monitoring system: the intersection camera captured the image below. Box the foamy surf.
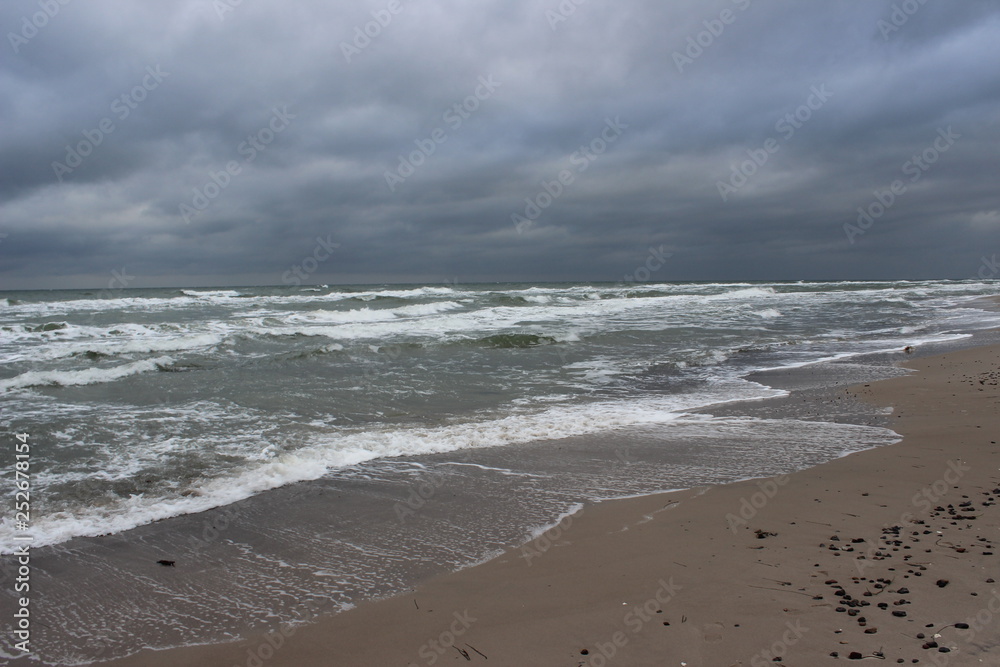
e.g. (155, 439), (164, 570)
(0, 381), (786, 553)
(2, 279), (999, 554)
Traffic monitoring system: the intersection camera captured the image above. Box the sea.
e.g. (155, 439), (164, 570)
(1, 280), (999, 663)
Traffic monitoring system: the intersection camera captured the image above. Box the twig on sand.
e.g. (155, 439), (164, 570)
(453, 645), (471, 660)
(747, 584), (813, 597)
(854, 649), (886, 659)
(466, 643), (488, 659)
(932, 621), (971, 634)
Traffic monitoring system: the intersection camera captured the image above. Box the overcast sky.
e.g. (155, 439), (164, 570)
(1, 0), (998, 289)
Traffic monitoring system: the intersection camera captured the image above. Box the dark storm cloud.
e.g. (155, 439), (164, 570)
(1, 0), (998, 288)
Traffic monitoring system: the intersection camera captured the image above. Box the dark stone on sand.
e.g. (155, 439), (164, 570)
(922, 641), (938, 649)
(938, 647), (951, 653)
(936, 579), (949, 587)
(156, 560), (175, 567)
(864, 627), (878, 634)
(954, 622), (970, 629)
(892, 610), (907, 617)
(848, 652), (863, 660)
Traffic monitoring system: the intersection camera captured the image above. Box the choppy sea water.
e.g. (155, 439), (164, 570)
(2, 280), (1000, 664)
(1, 280), (999, 554)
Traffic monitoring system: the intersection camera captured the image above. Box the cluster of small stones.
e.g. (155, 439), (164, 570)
(816, 484), (999, 662)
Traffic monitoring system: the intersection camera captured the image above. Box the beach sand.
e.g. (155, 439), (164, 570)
(105, 344), (1000, 666)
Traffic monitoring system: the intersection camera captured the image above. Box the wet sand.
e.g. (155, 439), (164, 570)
(103, 343), (1000, 666)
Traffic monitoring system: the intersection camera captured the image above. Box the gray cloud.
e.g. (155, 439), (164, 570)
(1, 0), (998, 288)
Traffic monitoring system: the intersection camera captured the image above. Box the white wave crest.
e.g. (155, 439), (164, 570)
(180, 289), (241, 298)
(0, 356), (174, 392)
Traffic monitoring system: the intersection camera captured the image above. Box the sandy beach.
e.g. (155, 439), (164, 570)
(98, 342), (1000, 666)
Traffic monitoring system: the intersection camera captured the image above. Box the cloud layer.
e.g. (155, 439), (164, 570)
(2, 0), (999, 288)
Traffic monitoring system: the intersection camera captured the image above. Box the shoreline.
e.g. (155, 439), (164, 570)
(101, 342), (1000, 666)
